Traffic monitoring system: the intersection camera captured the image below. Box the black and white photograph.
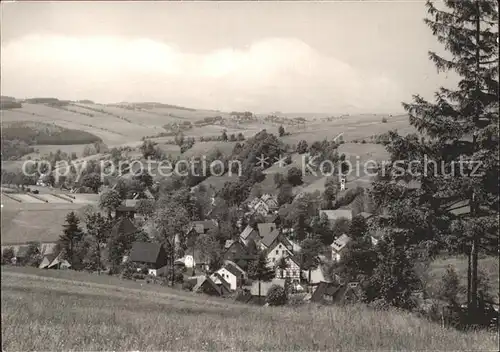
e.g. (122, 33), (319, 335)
(1, 0), (499, 350)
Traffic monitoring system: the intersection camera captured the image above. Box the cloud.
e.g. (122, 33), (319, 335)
(1, 34), (403, 113)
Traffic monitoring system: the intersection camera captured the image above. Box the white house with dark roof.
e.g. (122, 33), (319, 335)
(211, 261), (247, 291)
(330, 234), (352, 262)
(265, 239), (293, 266)
(129, 241), (169, 276)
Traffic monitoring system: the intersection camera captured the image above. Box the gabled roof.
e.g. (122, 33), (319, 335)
(331, 234), (351, 252)
(183, 247), (209, 263)
(129, 242), (163, 264)
(211, 273), (232, 292)
(253, 199), (269, 210)
(304, 265), (332, 285)
(280, 253), (301, 267)
(48, 252), (71, 269)
(193, 276), (223, 295)
(224, 239), (237, 249)
(319, 209), (353, 221)
(223, 261), (246, 277)
(110, 217), (139, 238)
(257, 223), (277, 239)
(39, 252), (58, 269)
(265, 213), (279, 223)
(261, 194), (278, 207)
(240, 225), (257, 240)
(310, 281), (342, 302)
(447, 199), (471, 216)
(266, 236), (293, 255)
(261, 228), (281, 248)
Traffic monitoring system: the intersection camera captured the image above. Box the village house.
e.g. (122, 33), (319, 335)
(39, 251), (71, 270)
(253, 199), (270, 217)
(264, 236), (294, 265)
(330, 234), (352, 262)
(39, 253), (58, 269)
(273, 254), (301, 281)
(192, 275), (230, 296)
(310, 281), (362, 304)
(174, 249), (210, 272)
(129, 242), (169, 276)
(239, 224), (260, 245)
(247, 194), (278, 217)
(223, 239), (249, 262)
(211, 261), (247, 291)
(303, 265), (330, 285)
(257, 222), (280, 249)
(115, 199), (138, 219)
(186, 220), (218, 237)
(210, 273), (232, 294)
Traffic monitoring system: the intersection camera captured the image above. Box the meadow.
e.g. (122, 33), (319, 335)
(2, 267), (498, 351)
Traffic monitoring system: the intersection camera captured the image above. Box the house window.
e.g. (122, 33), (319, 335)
(275, 250), (279, 255)
(272, 258), (275, 262)
(278, 244), (282, 248)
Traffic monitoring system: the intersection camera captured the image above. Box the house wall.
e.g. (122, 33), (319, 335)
(275, 259), (301, 280)
(184, 255), (195, 268)
(332, 249), (343, 262)
(266, 242), (292, 266)
(216, 268), (238, 290)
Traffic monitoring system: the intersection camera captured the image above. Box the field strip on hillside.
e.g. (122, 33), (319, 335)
(1, 270), (245, 309)
(15, 108), (127, 137)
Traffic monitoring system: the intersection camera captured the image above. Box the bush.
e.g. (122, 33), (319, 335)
(266, 285), (288, 306)
(381, 117), (388, 123)
(182, 280), (195, 291)
(132, 272), (145, 280)
(369, 298), (391, 311)
(163, 269), (184, 284)
(1, 247), (15, 265)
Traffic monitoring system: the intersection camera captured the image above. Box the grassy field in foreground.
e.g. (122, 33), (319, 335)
(1, 268), (498, 351)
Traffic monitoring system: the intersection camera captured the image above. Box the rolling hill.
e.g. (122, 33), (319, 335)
(1, 267), (497, 351)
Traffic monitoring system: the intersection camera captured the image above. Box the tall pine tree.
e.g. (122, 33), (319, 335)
(59, 211), (84, 268)
(371, 0), (498, 315)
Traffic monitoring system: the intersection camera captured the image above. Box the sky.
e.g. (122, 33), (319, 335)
(0, 1), (456, 114)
